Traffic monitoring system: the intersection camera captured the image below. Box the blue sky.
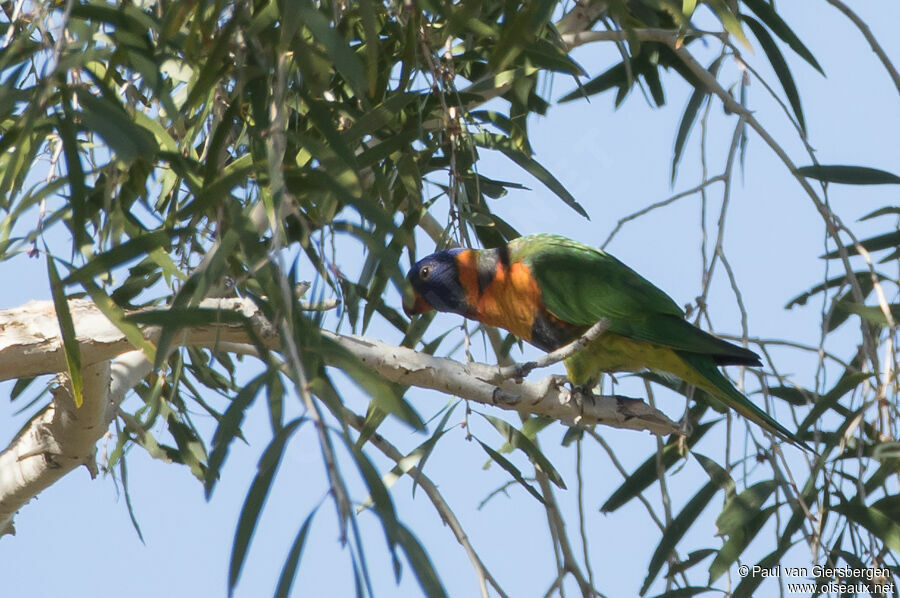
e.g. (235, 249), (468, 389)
(2, 3), (899, 596)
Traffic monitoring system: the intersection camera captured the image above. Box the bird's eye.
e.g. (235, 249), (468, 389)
(419, 265), (432, 280)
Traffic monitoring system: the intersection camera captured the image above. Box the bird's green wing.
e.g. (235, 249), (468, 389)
(612, 315), (761, 365)
(514, 234), (684, 321)
(519, 234), (758, 363)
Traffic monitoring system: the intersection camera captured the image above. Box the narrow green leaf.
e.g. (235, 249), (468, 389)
(63, 231), (173, 284)
(863, 457), (900, 496)
(559, 62), (629, 103)
(860, 206), (900, 221)
(664, 549), (717, 579)
(873, 442), (900, 461)
(10, 376), (36, 401)
(357, 404), (457, 510)
(641, 481), (721, 595)
(644, 62), (666, 107)
(125, 307), (248, 328)
(348, 440), (404, 580)
(519, 415), (554, 439)
(715, 480), (778, 537)
(298, 5), (367, 99)
(649, 587), (716, 598)
(837, 302), (900, 327)
(356, 404), (389, 450)
(477, 439), (545, 504)
(561, 426), (583, 446)
(601, 419), (716, 512)
(798, 381), (868, 437)
(74, 89), (158, 163)
(730, 548), (787, 597)
(472, 132), (588, 218)
(345, 93), (421, 142)
(706, 0), (751, 49)
(693, 453), (736, 498)
(80, 278), (157, 364)
(118, 451), (145, 544)
(522, 38), (587, 76)
(831, 500), (900, 553)
(358, 0), (379, 97)
(183, 16), (237, 110)
(766, 385), (813, 406)
(474, 174), (529, 199)
(165, 413), (208, 481)
(797, 164), (900, 185)
(47, 255), (83, 408)
(393, 523), (449, 598)
(870, 495), (900, 521)
(273, 507), (319, 598)
(743, 16), (806, 134)
(319, 336), (425, 431)
(827, 279), (875, 332)
(481, 414), (566, 489)
(708, 505), (778, 583)
(205, 374), (267, 498)
(229, 418), (305, 595)
(741, 0), (824, 74)
(785, 271), (879, 308)
(412, 403), (458, 496)
(672, 57), (721, 182)
(682, 0), (697, 17)
(56, 97), (90, 255)
(302, 94), (361, 172)
(821, 231), (900, 259)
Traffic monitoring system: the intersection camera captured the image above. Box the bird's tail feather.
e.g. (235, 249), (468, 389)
(678, 353), (809, 451)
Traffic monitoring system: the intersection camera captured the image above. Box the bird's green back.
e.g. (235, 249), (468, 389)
(510, 233), (684, 323)
(514, 234), (758, 363)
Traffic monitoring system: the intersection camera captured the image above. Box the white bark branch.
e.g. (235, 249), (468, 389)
(0, 298), (677, 536)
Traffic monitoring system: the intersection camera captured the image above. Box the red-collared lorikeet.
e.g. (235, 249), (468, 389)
(404, 233), (803, 447)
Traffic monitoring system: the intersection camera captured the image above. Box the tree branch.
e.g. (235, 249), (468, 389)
(0, 298), (678, 535)
(0, 351), (151, 537)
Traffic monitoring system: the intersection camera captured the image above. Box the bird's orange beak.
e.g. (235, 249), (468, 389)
(403, 291), (433, 317)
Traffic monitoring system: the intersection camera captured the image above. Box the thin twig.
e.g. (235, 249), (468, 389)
(265, 50), (353, 544)
(825, 0), (900, 97)
(560, 28), (719, 49)
(345, 411), (507, 598)
(716, 335), (850, 369)
(575, 439), (596, 592)
(601, 177), (726, 249)
(492, 318), (611, 382)
(666, 40), (881, 364)
(698, 116), (745, 307)
(587, 430), (665, 531)
(536, 471), (599, 598)
(299, 298), (340, 311)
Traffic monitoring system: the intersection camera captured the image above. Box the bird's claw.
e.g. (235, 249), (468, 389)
(569, 384), (597, 422)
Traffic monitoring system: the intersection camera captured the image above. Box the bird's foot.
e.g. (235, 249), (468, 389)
(570, 384), (597, 420)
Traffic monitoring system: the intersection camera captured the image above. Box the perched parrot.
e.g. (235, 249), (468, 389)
(404, 233), (804, 448)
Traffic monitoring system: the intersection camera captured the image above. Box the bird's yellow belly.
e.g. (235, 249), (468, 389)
(564, 332), (704, 389)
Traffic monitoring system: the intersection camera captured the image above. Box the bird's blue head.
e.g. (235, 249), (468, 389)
(403, 248), (469, 317)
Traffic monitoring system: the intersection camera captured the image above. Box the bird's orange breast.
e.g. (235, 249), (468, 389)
(473, 260), (542, 341)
